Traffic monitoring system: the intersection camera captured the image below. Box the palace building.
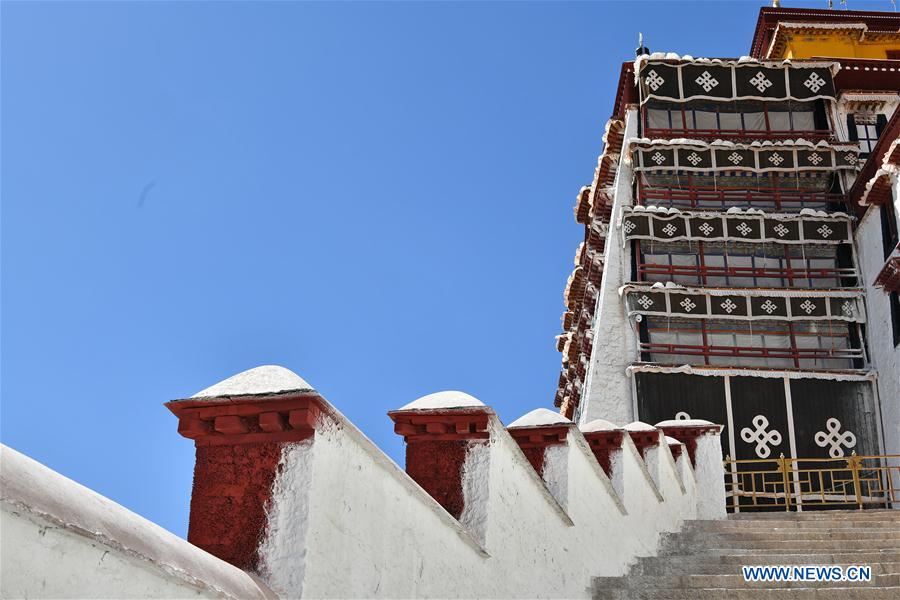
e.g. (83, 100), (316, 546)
(555, 5), (900, 479)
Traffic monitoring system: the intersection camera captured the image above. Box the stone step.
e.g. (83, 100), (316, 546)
(664, 530), (900, 543)
(593, 573), (899, 591)
(636, 552), (900, 568)
(630, 560), (900, 577)
(686, 520), (900, 530)
(593, 586), (900, 600)
(660, 539), (900, 554)
(728, 510), (898, 520)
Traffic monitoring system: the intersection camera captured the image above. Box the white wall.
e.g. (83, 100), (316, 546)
(255, 400), (718, 599)
(856, 179), (900, 456)
(580, 107), (640, 425)
(0, 446), (271, 600)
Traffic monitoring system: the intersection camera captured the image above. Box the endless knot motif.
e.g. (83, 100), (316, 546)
(623, 220), (636, 234)
(845, 153), (859, 165)
(637, 295), (654, 309)
(727, 152), (744, 165)
(814, 418), (857, 459)
(736, 222), (753, 236)
(749, 71), (773, 93)
(808, 152), (823, 166)
(760, 299), (778, 314)
(686, 152), (703, 166)
(675, 412), (691, 420)
(695, 71), (719, 92)
(698, 222), (715, 236)
(679, 298), (697, 312)
(799, 299), (817, 314)
(773, 223), (790, 237)
(651, 152), (667, 165)
(768, 152), (785, 166)
(803, 72), (827, 93)
(817, 224), (834, 238)
(841, 301), (854, 317)
(646, 70), (665, 92)
(662, 223), (677, 236)
(741, 415), (782, 459)
(720, 299), (738, 314)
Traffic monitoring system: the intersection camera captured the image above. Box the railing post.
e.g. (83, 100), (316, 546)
(848, 451), (863, 510)
(779, 453), (792, 512)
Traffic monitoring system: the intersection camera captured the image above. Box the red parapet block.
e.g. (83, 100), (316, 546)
(656, 420), (724, 467)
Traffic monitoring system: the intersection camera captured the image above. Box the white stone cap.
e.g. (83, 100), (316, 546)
(665, 436), (683, 445)
(188, 365), (314, 401)
(655, 419), (715, 428)
(580, 419), (622, 433)
(508, 408), (572, 429)
(624, 421), (658, 431)
(397, 391), (486, 411)
(0, 445), (272, 599)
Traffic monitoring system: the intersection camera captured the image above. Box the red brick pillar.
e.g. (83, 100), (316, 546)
(507, 408), (571, 476)
(665, 436), (684, 461)
(388, 392), (491, 520)
(623, 421), (662, 458)
(580, 419), (625, 477)
(166, 366), (324, 571)
(655, 420), (722, 467)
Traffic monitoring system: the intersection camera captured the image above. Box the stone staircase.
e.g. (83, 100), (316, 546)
(593, 510), (900, 599)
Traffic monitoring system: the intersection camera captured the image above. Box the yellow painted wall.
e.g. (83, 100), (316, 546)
(774, 32), (900, 59)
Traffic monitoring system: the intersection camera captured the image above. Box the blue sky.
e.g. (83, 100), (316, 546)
(3, 0), (892, 537)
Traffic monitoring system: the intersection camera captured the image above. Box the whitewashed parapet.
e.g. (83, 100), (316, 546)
(159, 366), (727, 598)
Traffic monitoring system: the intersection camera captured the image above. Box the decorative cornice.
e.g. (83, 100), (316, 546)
(166, 391), (324, 446)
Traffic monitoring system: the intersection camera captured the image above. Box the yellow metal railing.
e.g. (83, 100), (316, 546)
(723, 453), (900, 511)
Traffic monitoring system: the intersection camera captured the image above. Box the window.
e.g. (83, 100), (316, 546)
(857, 122), (879, 156)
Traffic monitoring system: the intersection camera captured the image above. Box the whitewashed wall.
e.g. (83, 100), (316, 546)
(856, 178), (900, 456)
(256, 398), (717, 599)
(580, 107), (640, 425)
(0, 446), (271, 600)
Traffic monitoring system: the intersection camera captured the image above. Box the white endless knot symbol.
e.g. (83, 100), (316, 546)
(817, 224), (833, 238)
(841, 301), (854, 317)
(720, 299), (738, 314)
(686, 152), (703, 166)
(741, 415), (782, 459)
(815, 418), (856, 459)
(651, 152), (666, 165)
(698, 222), (714, 236)
(768, 152), (785, 166)
(760, 299), (778, 314)
(845, 153), (859, 165)
(736, 222), (753, 236)
(675, 412), (691, 420)
(808, 152), (823, 166)
(637, 295), (654, 309)
(695, 71), (719, 92)
(799, 299), (817, 314)
(727, 152), (744, 164)
(624, 220), (636, 234)
(662, 223), (677, 236)
(803, 72), (827, 93)
(773, 223), (790, 237)
(749, 71), (773, 93)
(679, 298), (697, 312)
(646, 70), (665, 92)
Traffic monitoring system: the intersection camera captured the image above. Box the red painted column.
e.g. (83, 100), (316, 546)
(507, 425), (569, 475)
(580, 420), (626, 477)
(388, 396), (491, 520)
(623, 422), (662, 459)
(166, 389), (324, 571)
(655, 420), (723, 467)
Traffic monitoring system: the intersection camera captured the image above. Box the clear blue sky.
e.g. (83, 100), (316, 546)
(3, 0), (892, 537)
